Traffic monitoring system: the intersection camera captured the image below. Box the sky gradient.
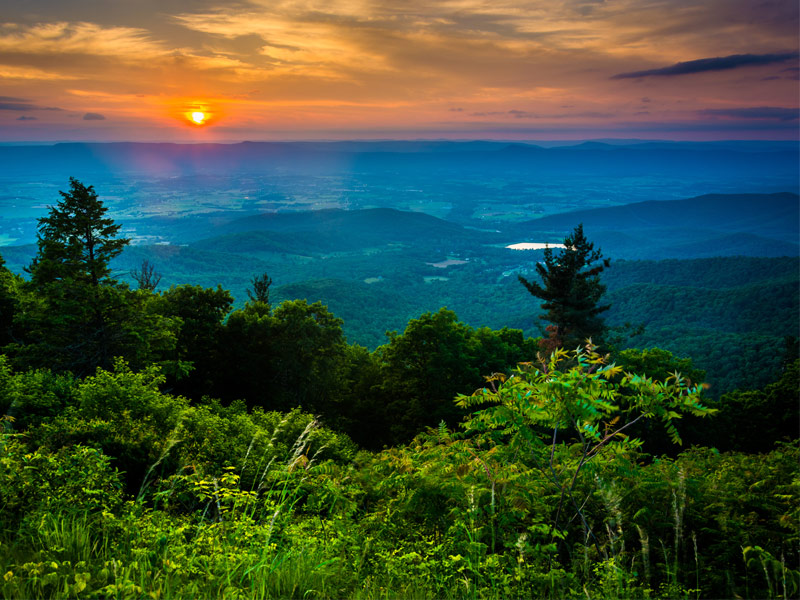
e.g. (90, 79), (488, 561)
(0, 0), (798, 141)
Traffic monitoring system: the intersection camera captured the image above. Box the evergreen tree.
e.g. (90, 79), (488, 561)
(247, 272), (273, 305)
(29, 178), (128, 288)
(519, 224), (610, 349)
(10, 178), (174, 375)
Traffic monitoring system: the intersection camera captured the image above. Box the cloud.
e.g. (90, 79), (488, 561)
(698, 106), (799, 121)
(0, 64), (78, 80)
(83, 112), (106, 120)
(1, 2), (798, 140)
(0, 22), (172, 60)
(0, 96), (62, 110)
(469, 109), (615, 119)
(612, 52), (799, 79)
(783, 67), (800, 80)
(16, 115), (36, 120)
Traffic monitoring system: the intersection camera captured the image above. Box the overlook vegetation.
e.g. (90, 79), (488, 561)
(0, 178), (797, 599)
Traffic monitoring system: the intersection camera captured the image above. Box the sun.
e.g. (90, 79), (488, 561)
(173, 100), (221, 128)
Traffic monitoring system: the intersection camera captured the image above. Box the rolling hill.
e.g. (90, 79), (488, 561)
(512, 192), (799, 259)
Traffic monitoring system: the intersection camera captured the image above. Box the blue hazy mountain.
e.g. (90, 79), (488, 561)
(512, 192), (799, 259)
(0, 141), (796, 178)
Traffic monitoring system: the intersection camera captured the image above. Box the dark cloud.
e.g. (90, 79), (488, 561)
(448, 107), (463, 112)
(698, 106), (799, 121)
(16, 115), (37, 121)
(83, 112), (106, 120)
(0, 96), (63, 111)
(612, 52), (799, 79)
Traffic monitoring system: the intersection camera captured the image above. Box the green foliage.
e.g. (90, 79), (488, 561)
(7, 180), (180, 376)
(0, 436), (124, 533)
(613, 348), (710, 455)
(0, 187), (797, 598)
(0, 255), (19, 348)
(0, 357), (796, 599)
(27, 359), (189, 490)
(616, 348), (706, 387)
(247, 272), (273, 304)
(457, 343), (714, 557)
(152, 283), (233, 392)
(710, 360), (799, 452)
(518, 224), (611, 349)
(0, 355), (75, 430)
(364, 308), (538, 447)
(28, 177), (128, 288)
(215, 299), (349, 418)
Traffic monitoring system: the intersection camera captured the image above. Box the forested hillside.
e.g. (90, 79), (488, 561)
(0, 179), (797, 599)
(2, 193), (797, 394)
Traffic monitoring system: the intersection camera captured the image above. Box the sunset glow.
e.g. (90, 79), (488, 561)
(0, 1), (796, 141)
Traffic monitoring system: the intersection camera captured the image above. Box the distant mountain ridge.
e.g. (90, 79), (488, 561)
(513, 192), (799, 258)
(0, 141), (796, 179)
(521, 193), (798, 234)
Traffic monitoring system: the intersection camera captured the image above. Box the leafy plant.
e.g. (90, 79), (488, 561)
(456, 342), (714, 560)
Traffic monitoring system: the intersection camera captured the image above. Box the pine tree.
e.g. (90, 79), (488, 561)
(247, 272), (273, 305)
(12, 179), (174, 374)
(518, 224), (610, 349)
(29, 177), (128, 287)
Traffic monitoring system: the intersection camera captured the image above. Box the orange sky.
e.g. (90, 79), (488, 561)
(0, 0), (797, 141)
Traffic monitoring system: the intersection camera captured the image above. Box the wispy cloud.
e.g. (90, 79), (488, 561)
(612, 52), (799, 79)
(0, 64), (78, 80)
(0, 22), (172, 60)
(83, 112), (106, 120)
(0, 96), (62, 111)
(469, 109), (614, 119)
(698, 106), (799, 121)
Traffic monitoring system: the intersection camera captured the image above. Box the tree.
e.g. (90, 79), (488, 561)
(29, 177), (128, 288)
(9, 179), (176, 375)
(519, 224), (610, 349)
(367, 309), (540, 447)
(247, 272), (273, 305)
(153, 284), (233, 395)
(215, 299), (349, 417)
(131, 259), (162, 291)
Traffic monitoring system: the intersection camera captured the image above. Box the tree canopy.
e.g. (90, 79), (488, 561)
(28, 177), (128, 288)
(7, 179), (174, 375)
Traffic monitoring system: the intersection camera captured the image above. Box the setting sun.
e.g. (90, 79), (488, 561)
(172, 101), (222, 129)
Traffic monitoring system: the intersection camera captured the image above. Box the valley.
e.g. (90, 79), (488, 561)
(1, 141), (797, 397)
